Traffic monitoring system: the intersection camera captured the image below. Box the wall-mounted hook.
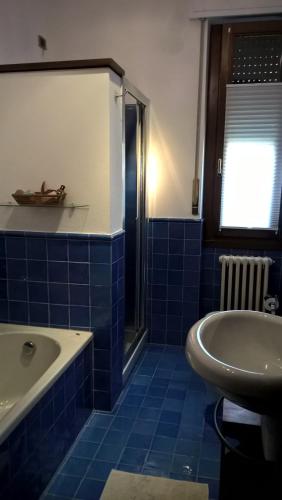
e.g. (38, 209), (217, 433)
(38, 35), (47, 56)
(115, 89), (128, 100)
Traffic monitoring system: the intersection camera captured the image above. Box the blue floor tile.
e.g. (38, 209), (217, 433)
(117, 463), (143, 474)
(150, 377), (170, 388)
(42, 345), (221, 500)
(160, 410), (181, 424)
(86, 460), (115, 480)
(162, 398), (184, 412)
(137, 407), (161, 421)
(128, 384), (148, 396)
(71, 441), (99, 460)
(142, 396), (163, 409)
(110, 416), (134, 432)
(144, 451), (172, 473)
(117, 405), (140, 418)
(88, 414), (114, 428)
(147, 386), (167, 398)
(75, 478), (105, 500)
(103, 429), (128, 446)
(132, 419), (158, 435)
(80, 426), (107, 443)
(151, 436), (176, 453)
(60, 457), (91, 477)
(119, 447), (148, 466)
(126, 433), (152, 449)
(170, 454), (198, 478)
(96, 443), (123, 462)
(198, 458), (221, 479)
(49, 474), (81, 497)
(175, 438), (201, 457)
(122, 394), (144, 407)
(156, 422), (179, 438)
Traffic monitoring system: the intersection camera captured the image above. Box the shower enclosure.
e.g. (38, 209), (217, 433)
(123, 81), (148, 372)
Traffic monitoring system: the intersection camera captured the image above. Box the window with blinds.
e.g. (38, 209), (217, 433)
(203, 21), (282, 249)
(220, 83), (282, 231)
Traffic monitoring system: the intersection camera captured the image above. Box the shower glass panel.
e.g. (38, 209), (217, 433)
(124, 91), (146, 364)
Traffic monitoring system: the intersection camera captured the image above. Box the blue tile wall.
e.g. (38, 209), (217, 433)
(147, 219), (282, 345)
(147, 219), (203, 346)
(200, 247), (282, 317)
(0, 231), (125, 412)
(0, 342), (92, 500)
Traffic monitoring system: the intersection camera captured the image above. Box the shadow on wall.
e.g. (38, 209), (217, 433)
(0, 206), (91, 234)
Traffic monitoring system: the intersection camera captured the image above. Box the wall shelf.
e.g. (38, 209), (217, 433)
(0, 202), (89, 208)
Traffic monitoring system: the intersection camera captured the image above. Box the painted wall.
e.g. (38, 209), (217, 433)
(0, 0), (201, 220)
(0, 0), (280, 222)
(0, 68), (122, 234)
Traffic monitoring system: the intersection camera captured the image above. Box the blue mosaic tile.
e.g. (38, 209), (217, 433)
(8, 259), (27, 280)
(1, 230), (125, 415)
(91, 242), (111, 264)
(28, 282), (48, 303)
(50, 304), (69, 326)
(148, 218), (203, 345)
(60, 456), (91, 477)
(8, 280), (27, 301)
(69, 240), (89, 262)
(86, 460), (115, 480)
(71, 440), (99, 460)
(26, 237), (47, 260)
(41, 346), (221, 500)
(69, 262), (89, 284)
(49, 474), (81, 497)
(9, 300), (28, 322)
(0, 260), (6, 279)
(29, 302), (49, 324)
(119, 447), (148, 466)
(153, 221), (169, 239)
(47, 238), (68, 261)
(6, 236), (26, 259)
(48, 261), (67, 283)
(49, 283), (69, 304)
(75, 478), (105, 500)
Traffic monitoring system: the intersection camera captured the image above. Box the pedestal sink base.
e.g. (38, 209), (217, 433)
(261, 416), (282, 462)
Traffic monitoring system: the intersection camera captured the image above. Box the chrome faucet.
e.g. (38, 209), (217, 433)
(264, 295), (279, 315)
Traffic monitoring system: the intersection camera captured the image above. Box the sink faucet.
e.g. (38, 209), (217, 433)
(264, 295), (279, 315)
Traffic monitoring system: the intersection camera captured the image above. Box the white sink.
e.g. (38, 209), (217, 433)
(186, 310), (282, 460)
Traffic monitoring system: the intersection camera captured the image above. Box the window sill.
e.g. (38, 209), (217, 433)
(204, 236), (281, 251)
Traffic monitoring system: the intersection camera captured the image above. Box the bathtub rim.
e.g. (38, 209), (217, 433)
(0, 322), (93, 445)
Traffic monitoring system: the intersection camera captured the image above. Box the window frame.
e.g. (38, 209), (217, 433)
(203, 21), (282, 250)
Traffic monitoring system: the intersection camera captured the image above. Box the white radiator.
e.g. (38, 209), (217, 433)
(219, 255), (274, 312)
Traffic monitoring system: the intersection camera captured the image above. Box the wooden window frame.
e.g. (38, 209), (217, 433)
(203, 21), (282, 250)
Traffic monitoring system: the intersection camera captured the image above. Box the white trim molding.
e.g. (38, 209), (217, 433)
(189, 3), (282, 19)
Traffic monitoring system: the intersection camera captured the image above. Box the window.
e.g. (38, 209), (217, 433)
(203, 21), (282, 249)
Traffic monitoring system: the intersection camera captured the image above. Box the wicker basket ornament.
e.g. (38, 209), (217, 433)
(12, 182), (66, 206)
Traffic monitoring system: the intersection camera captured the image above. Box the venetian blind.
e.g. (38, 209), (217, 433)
(220, 83), (282, 231)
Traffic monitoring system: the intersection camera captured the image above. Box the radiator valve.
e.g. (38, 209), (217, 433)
(264, 295), (279, 315)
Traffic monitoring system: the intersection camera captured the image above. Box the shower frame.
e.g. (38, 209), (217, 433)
(122, 78), (150, 382)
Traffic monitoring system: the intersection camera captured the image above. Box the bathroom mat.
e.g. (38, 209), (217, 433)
(100, 470), (209, 500)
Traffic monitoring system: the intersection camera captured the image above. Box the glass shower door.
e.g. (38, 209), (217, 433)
(124, 91), (147, 364)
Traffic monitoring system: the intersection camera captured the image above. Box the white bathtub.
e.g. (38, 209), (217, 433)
(0, 323), (92, 444)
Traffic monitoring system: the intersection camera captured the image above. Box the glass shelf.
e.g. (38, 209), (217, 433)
(0, 202), (89, 208)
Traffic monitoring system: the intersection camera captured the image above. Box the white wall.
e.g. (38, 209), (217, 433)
(0, 0), (202, 220)
(0, 68), (123, 234)
(0, 0), (279, 223)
